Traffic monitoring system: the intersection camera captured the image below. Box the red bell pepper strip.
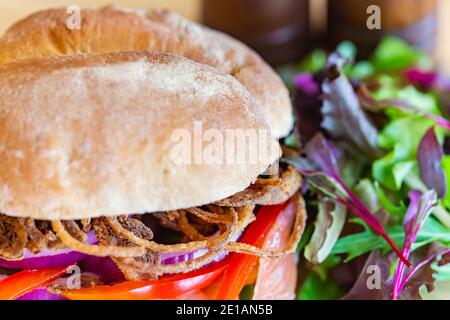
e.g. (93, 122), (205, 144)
(215, 201), (289, 300)
(0, 266), (68, 300)
(61, 259), (228, 300)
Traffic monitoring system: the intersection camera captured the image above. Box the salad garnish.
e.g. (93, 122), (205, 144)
(286, 36), (450, 299)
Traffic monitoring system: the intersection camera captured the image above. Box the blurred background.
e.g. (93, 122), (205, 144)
(0, 0), (449, 71)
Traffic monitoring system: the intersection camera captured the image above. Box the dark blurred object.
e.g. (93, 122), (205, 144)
(293, 74), (324, 144)
(328, 0), (438, 57)
(202, 0), (309, 66)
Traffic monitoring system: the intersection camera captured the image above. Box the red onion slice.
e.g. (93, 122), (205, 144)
(78, 256), (125, 284)
(160, 249), (209, 265)
(159, 230), (242, 266)
(0, 231), (97, 270)
(17, 288), (66, 300)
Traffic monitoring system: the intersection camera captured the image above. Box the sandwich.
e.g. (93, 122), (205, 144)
(0, 7), (305, 300)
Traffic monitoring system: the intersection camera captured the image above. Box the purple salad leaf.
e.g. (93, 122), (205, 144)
(342, 250), (393, 300)
(404, 68), (438, 89)
(392, 190), (437, 300)
(404, 67), (450, 92)
(298, 133), (410, 265)
(294, 73), (320, 96)
(321, 55), (382, 159)
(293, 77), (323, 144)
(344, 244), (449, 300)
(304, 133), (340, 177)
(417, 127), (447, 198)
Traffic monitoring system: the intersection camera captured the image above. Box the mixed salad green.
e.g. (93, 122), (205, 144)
(282, 37), (450, 300)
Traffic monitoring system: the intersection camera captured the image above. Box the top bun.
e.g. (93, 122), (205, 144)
(0, 51), (280, 220)
(0, 6), (293, 138)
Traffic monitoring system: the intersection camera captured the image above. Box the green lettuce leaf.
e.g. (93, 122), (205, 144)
(298, 255), (344, 300)
(371, 82), (442, 191)
(331, 218), (450, 262)
(297, 49), (327, 73)
(374, 182), (406, 217)
(432, 262), (450, 281)
(371, 37), (426, 72)
(441, 156), (450, 209)
(373, 116), (435, 190)
(298, 273), (344, 300)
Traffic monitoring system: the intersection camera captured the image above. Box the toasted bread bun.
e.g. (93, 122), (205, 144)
(0, 51), (280, 220)
(0, 6), (293, 138)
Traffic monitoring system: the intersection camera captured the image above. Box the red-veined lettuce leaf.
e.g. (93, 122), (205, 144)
(392, 190), (437, 300)
(299, 133), (409, 265)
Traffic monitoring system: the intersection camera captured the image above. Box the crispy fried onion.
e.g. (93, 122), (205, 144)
(84, 192), (305, 278)
(0, 214), (63, 260)
(109, 208), (241, 277)
(0, 215), (27, 260)
(215, 166), (302, 207)
(0, 167), (306, 279)
(51, 220), (145, 258)
(104, 207), (244, 253)
(225, 192), (307, 257)
(98, 207), (247, 278)
(21, 219), (62, 253)
(92, 217), (160, 281)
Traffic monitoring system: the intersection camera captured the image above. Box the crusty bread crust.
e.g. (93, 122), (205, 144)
(0, 51), (280, 220)
(0, 6), (293, 138)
